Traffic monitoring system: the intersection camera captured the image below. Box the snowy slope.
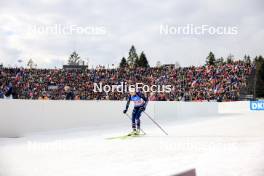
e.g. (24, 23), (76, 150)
(0, 111), (264, 176)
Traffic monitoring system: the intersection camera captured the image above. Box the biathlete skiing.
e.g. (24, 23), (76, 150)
(123, 88), (148, 136)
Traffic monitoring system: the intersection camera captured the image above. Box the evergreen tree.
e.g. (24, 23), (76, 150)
(134, 57), (140, 67)
(127, 45), (138, 67)
(119, 57), (128, 68)
(206, 51), (216, 65)
(226, 54), (234, 64)
(68, 51), (81, 65)
(243, 55), (251, 65)
(138, 52), (150, 68)
(256, 55), (264, 81)
(260, 61), (264, 81)
(254, 55), (264, 97)
(215, 57), (224, 65)
(27, 58), (35, 69)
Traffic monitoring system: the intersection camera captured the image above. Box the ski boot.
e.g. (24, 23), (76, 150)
(128, 129), (139, 136)
(136, 128), (141, 135)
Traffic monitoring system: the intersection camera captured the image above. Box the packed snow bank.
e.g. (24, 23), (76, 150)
(0, 101), (263, 176)
(0, 100), (249, 137)
(0, 108), (263, 176)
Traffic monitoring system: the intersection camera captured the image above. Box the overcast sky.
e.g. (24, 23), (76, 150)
(0, 0), (263, 68)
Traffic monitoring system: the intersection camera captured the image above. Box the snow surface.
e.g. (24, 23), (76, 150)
(0, 112), (264, 176)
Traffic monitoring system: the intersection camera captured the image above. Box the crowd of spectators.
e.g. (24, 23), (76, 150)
(0, 61), (253, 101)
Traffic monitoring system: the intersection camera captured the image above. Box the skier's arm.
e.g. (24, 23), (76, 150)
(139, 92), (148, 109)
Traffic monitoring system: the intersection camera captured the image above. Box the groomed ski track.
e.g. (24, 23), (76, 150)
(0, 101), (263, 176)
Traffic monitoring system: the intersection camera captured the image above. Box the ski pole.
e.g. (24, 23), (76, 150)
(125, 113), (146, 135)
(143, 112), (168, 135)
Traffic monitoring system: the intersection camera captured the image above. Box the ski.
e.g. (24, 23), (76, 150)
(105, 133), (145, 140)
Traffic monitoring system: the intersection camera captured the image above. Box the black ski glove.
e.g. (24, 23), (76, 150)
(139, 106), (146, 112)
(123, 109), (127, 114)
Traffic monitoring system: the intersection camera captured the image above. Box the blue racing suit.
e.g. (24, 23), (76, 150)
(123, 92), (148, 130)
